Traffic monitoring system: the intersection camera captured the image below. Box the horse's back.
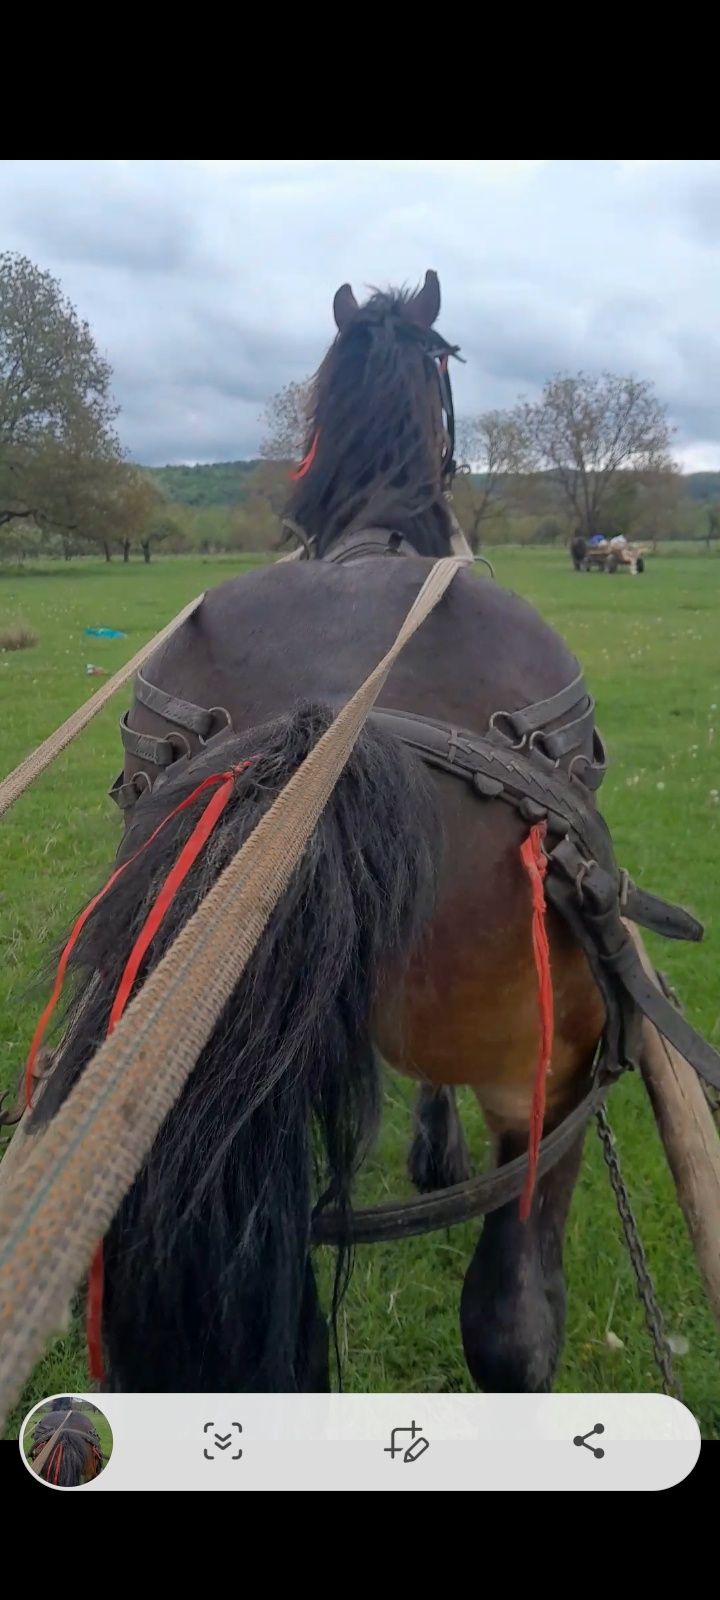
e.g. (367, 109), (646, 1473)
(129, 560), (603, 1124)
(147, 559), (580, 738)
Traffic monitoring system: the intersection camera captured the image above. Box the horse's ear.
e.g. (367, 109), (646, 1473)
(407, 269), (441, 329)
(333, 283), (359, 332)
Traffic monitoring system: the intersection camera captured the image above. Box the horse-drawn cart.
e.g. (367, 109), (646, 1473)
(571, 535), (649, 574)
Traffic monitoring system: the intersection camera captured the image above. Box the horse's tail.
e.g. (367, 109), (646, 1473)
(36, 705), (440, 1391)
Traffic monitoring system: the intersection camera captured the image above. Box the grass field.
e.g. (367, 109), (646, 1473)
(1, 549), (719, 1437)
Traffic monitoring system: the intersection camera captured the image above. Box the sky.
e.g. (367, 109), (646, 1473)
(3, 158), (720, 471)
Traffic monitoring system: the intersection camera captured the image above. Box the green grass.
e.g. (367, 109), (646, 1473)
(1, 549), (719, 1437)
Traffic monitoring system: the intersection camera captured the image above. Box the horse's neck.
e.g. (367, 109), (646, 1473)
(277, 504), (474, 566)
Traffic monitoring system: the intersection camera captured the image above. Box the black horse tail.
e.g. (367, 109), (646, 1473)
(35, 705), (440, 1391)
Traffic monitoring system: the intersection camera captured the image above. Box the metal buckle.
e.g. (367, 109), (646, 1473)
(488, 710), (525, 750)
(166, 731), (192, 760)
(199, 708), (233, 746)
(528, 729), (560, 768)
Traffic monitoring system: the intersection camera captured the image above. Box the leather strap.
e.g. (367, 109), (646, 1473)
(119, 712), (185, 767)
(135, 670), (215, 738)
(109, 770), (152, 810)
(312, 1080), (610, 1244)
(324, 529), (415, 564)
(545, 837), (720, 1088)
(534, 698), (596, 760)
(493, 669), (588, 740)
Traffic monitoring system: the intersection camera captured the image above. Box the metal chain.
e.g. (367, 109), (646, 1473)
(703, 1082), (720, 1129)
(595, 1105), (681, 1399)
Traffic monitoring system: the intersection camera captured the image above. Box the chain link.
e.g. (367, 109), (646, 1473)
(595, 1105), (681, 1399)
(703, 1082), (720, 1129)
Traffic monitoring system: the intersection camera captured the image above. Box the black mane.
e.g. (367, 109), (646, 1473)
(285, 288), (458, 559)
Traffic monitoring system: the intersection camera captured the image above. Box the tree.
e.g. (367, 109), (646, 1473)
(706, 503), (720, 552)
(513, 372), (674, 538)
(136, 502), (187, 563)
(453, 412), (528, 551)
(259, 378), (312, 462)
(0, 253), (122, 542)
(38, 455), (156, 562)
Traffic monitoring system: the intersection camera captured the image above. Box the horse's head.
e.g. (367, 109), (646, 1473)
(285, 270), (465, 559)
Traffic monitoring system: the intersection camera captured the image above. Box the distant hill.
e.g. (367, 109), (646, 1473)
(682, 472), (720, 502)
(148, 460), (262, 507)
(147, 460), (720, 509)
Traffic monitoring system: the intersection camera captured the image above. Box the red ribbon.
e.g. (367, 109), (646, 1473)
(518, 821), (554, 1222)
(23, 758), (254, 1381)
(289, 429), (320, 480)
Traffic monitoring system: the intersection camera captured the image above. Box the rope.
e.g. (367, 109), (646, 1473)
(0, 593), (205, 820)
(518, 820), (554, 1222)
(0, 556), (464, 1426)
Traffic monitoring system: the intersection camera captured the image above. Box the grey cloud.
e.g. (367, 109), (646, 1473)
(1, 159), (720, 468)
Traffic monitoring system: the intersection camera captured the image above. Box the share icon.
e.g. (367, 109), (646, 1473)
(573, 1423), (605, 1459)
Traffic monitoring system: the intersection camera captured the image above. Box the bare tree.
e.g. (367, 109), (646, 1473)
(258, 378), (313, 462)
(453, 411), (528, 551)
(513, 372), (674, 537)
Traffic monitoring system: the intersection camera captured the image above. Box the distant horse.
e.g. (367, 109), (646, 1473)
(28, 1406), (105, 1486)
(570, 534), (588, 571)
(33, 273), (655, 1396)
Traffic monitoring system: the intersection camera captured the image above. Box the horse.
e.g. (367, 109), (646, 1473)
(570, 533), (588, 571)
(28, 1405), (105, 1486)
(31, 271), (701, 1398)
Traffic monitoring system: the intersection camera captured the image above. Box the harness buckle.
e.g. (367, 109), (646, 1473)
(200, 707), (234, 745)
(488, 709), (525, 750)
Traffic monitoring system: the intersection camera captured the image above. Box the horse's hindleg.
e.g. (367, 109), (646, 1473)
(408, 1084), (472, 1192)
(459, 1127), (585, 1393)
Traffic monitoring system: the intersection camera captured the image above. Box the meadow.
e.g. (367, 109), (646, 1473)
(1, 548), (718, 1436)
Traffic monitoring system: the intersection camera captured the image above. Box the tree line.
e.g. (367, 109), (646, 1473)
(2, 251), (719, 565)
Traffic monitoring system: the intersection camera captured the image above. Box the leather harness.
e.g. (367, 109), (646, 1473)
(108, 530), (720, 1243)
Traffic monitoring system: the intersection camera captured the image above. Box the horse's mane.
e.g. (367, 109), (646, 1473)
(285, 284), (459, 558)
(30, 1406), (105, 1486)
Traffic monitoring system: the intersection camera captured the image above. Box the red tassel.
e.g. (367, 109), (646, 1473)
(290, 429), (320, 480)
(84, 757), (255, 1380)
(518, 821), (554, 1222)
(25, 766), (251, 1110)
(22, 757), (254, 1381)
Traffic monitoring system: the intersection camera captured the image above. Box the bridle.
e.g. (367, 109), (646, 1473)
(421, 329), (464, 483)
(279, 328), (470, 565)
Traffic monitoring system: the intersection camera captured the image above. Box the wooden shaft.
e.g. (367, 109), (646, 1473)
(626, 921), (720, 1332)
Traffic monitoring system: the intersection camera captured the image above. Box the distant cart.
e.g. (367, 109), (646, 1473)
(570, 536), (648, 574)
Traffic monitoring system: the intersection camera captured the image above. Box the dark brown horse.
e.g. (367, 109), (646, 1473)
(28, 1405), (105, 1486)
(34, 274), (631, 1394)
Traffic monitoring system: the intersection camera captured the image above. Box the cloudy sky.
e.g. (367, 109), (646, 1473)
(3, 158), (720, 470)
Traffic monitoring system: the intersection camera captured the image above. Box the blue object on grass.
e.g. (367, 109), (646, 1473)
(84, 627), (127, 638)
